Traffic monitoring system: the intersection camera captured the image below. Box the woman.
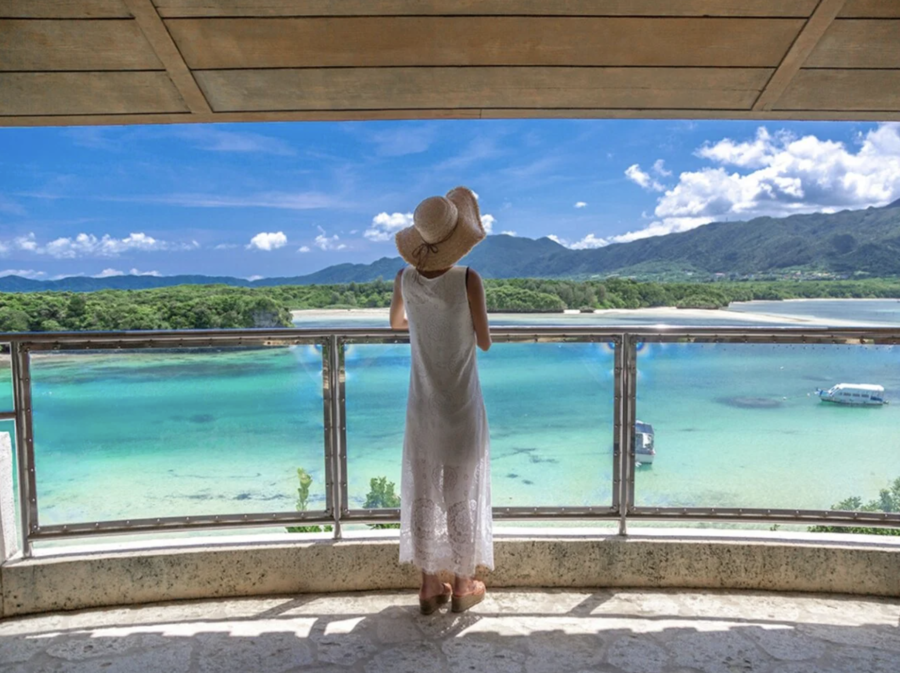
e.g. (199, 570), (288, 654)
(390, 186), (493, 615)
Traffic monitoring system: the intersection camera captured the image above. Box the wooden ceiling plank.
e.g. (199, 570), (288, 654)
(168, 17), (803, 69)
(752, 0), (848, 111)
(776, 69), (900, 111)
(196, 67), (772, 113)
(840, 0), (900, 17)
(0, 20), (163, 71)
(0, 72), (188, 116)
(7, 107), (900, 128)
(805, 20), (900, 68)
(155, 0), (817, 18)
(0, 1), (131, 18)
(123, 0), (211, 113)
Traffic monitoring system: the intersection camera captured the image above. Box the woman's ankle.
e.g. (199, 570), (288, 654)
(453, 575), (480, 595)
(420, 572), (445, 596)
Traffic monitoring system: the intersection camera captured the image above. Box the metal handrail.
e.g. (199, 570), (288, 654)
(2, 324), (899, 556)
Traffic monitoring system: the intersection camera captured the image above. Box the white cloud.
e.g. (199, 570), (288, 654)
(0, 269), (45, 279)
(435, 137), (499, 171)
(214, 243), (240, 250)
(315, 228), (346, 251)
(652, 159), (672, 176)
(482, 214), (495, 234)
(246, 275), (264, 281)
(500, 230), (517, 236)
(365, 212), (413, 242)
(298, 246), (311, 253)
(471, 191), (480, 200)
(615, 123), (900, 243)
(695, 127), (777, 168)
(625, 164), (665, 192)
(138, 191), (336, 211)
(8, 232), (175, 258)
(547, 233), (609, 250)
(44, 232), (167, 259)
(367, 125), (436, 157)
(247, 231), (287, 251)
(93, 267), (161, 278)
(574, 201), (588, 208)
(14, 233), (38, 252)
(64, 127), (119, 150)
(175, 127), (295, 156)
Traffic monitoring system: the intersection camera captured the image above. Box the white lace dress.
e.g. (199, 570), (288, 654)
(398, 264), (493, 576)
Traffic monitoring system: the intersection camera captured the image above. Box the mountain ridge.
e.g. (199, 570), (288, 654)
(3, 202), (899, 292)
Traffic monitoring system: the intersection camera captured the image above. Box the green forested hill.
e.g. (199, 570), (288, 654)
(547, 201), (900, 278)
(2, 201), (899, 292)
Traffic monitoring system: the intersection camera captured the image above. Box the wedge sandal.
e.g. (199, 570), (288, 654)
(451, 581), (485, 613)
(419, 583), (452, 615)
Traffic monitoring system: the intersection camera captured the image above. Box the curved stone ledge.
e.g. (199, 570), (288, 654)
(2, 530), (899, 617)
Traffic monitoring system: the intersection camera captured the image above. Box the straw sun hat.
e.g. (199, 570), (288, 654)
(395, 186), (486, 272)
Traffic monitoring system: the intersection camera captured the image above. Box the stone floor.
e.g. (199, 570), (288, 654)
(1, 589), (899, 672)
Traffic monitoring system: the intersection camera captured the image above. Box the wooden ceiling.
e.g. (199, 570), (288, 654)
(1, 0), (899, 126)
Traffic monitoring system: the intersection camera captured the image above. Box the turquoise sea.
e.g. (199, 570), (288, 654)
(1, 299), (899, 536)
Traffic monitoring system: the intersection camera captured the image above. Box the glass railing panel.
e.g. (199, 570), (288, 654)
(30, 346), (326, 526)
(481, 342), (616, 508)
(343, 343), (407, 511)
(344, 340), (616, 511)
(0, 419), (18, 548)
(634, 342), (900, 513)
(0, 347), (12, 412)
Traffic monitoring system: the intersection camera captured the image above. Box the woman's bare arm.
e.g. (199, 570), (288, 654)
(466, 268), (491, 351)
(389, 269), (409, 330)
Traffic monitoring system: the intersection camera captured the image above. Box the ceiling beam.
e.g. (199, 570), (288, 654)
(752, 0), (846, 111)
(4, 107), (899, 129)
(123, 0), (211, 114)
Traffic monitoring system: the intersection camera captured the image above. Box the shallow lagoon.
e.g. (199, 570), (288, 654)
(2, 299), (899, 530)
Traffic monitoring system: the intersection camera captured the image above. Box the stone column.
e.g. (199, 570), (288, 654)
(0, 432), (17, 561)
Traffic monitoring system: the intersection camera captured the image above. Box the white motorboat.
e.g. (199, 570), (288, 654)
(816, 383), (886, 406)
(634, 420), (655, 465)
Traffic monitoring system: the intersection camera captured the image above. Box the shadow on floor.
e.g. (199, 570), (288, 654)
(1, 589), (899, 672)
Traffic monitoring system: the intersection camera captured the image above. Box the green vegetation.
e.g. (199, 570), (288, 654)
(285, 469), (401, 533)
(285, 467), (332, 534)
(364, 476), (401, 530)
(3, 276), (900, 332)
(0, 285), (294, 332)
(809, 476), (900, 536)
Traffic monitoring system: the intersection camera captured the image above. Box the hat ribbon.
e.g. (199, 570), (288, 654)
(413, 227), (457, 269)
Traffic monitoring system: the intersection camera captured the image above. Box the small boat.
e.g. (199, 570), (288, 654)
(634, 420), (655, 465)
(816, 383), (887, 406)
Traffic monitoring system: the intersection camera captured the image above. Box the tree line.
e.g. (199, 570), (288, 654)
(2, 277), (900, 332)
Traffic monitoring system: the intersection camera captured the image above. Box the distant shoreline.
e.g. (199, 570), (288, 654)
(290, 305), (865, 326)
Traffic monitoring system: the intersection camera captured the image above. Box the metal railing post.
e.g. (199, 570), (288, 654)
(322, 336), (336, 530)
(10, 342), (37, 557)
(613, 336), (625, 533)
(336, 337), (348, 530)
(329, 335), (344, 539)
(619, 334), (638, 535)
(323, 335), (343, 540)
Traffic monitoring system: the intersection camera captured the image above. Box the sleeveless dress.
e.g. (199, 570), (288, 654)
(398, 265), (493, 576)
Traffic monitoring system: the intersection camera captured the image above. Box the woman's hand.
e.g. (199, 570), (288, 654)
(389, 269), (409, 330)
(466, 268), (491, 351)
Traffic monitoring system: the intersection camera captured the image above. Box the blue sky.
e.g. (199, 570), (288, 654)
(1, 119), (899, 280)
